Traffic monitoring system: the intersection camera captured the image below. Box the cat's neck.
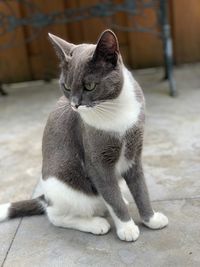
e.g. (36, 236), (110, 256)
(79, 66), (142, 135)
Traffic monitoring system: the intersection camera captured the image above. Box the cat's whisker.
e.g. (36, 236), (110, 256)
(99, 105), (126, 112)
(93, 107), (105, 120)
(97, 103), (125, 111)
(55, 103), (69, 109)
(95, 106), (109, 115)
(93, 106), (108, 121)
(97, 103), (117, 109)
(95, 107), (113, 118)
(57, 100), (68, 105)
(96, 110), (115, 120)
(95, 109), (106, 119)
(95, 106), (116, 120)
(58, 107), (68, 120)
(96, 103), (117, 110)
(99, 101), (125, 107)
(96, 106), (119, 116)
(55, 105), (67, 111)
(101, 107), (119, 113)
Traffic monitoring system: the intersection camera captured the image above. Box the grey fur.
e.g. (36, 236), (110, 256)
(9, 195), (46, 219)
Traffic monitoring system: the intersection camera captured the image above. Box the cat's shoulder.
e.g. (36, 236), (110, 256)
(49, 96), (76, 121)
(44, 96), (81, 137)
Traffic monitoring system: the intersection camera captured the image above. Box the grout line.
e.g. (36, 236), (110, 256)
(151, 196), (200, 203)
(1, 218), (23, 267)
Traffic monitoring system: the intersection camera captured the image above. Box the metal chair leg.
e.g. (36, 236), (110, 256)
(0, 82), (8, 96)
(160, 0), (177, 96)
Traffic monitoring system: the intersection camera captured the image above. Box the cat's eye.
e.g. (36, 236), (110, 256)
(84, 82), (96, 91)
(63, 83), (70, 91)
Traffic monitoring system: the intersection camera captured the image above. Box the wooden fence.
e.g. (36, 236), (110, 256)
(0, 0), (200, 83)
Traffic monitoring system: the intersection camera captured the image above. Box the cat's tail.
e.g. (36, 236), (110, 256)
(0, 195), (46, 222)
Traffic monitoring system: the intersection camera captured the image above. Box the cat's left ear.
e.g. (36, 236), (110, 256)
(93, 29), (119, 66)
(48, 33), (75, 61)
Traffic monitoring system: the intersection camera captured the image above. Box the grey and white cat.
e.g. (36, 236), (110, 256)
(0, 30), (168, 241)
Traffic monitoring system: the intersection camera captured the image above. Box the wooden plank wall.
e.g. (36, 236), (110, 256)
(171, 0), (200, 64)
(0, 0), (200, 82)
(0, 1), (31, 82)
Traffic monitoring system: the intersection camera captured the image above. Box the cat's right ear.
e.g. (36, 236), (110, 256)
(92, 29), (119, 66)
(48, 33), (75, 61)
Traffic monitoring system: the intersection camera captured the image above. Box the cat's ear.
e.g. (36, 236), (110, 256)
(48, 33), (75, 61)
(93, 29), (119, 66)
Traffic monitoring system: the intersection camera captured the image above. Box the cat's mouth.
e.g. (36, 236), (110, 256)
(71, 105), (92, 112)
(70, 101), (101, 112)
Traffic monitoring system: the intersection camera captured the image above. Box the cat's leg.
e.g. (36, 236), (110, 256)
(118, 178), (130, 205)
(124, 160), (168, 229)
(43, 177), (110, 235)
(47, 207), (110, 235)
(91, 171), (140, 242)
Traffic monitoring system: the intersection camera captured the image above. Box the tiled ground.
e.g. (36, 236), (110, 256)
(0, 64), (200, 267)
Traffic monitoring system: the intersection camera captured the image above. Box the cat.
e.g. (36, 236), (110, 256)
(0, 29), (168, 242)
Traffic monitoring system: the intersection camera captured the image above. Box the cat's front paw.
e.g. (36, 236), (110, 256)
(143, 212), (168, 229)
(90, 217), (111, 235)
(117, 220), (140, 242)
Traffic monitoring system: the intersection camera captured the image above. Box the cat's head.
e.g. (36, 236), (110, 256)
(49, 29), (123, 111)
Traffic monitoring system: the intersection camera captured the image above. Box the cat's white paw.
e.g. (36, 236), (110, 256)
(90, 217), (111, 235)
(143, 212), (168, 229)
(117, 220), (140, 242)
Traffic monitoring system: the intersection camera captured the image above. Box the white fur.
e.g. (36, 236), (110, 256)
(117, 220), (140, 242)
(42, 177), (135, 236)
(0, 203), (10, 222)
(143, 212), (168, 229)
(41, 177), (111, 234)
(105, 203), (140, 242)
(42, 177), (106, 218)
(78, 66), (141, 135)
(116, 143), (134, 175)
(48, 214), (110, 235)
(118, 178), (132, 204)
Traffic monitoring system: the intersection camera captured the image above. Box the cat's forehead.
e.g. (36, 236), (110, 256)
(62, 44), (97, 82)
(71, 44), (95, 61)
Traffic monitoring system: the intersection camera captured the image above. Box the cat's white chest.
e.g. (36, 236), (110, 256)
(115, 143), (134, 175)
(78, 66), (141, 135)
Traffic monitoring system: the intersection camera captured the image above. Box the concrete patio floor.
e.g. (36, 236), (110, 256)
(0, 64), (200, 267)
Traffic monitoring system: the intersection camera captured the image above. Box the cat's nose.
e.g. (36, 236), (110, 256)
(71, 97), (80, 110)
(71, 102), (79, 110)
(71, 103), (79, 110)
